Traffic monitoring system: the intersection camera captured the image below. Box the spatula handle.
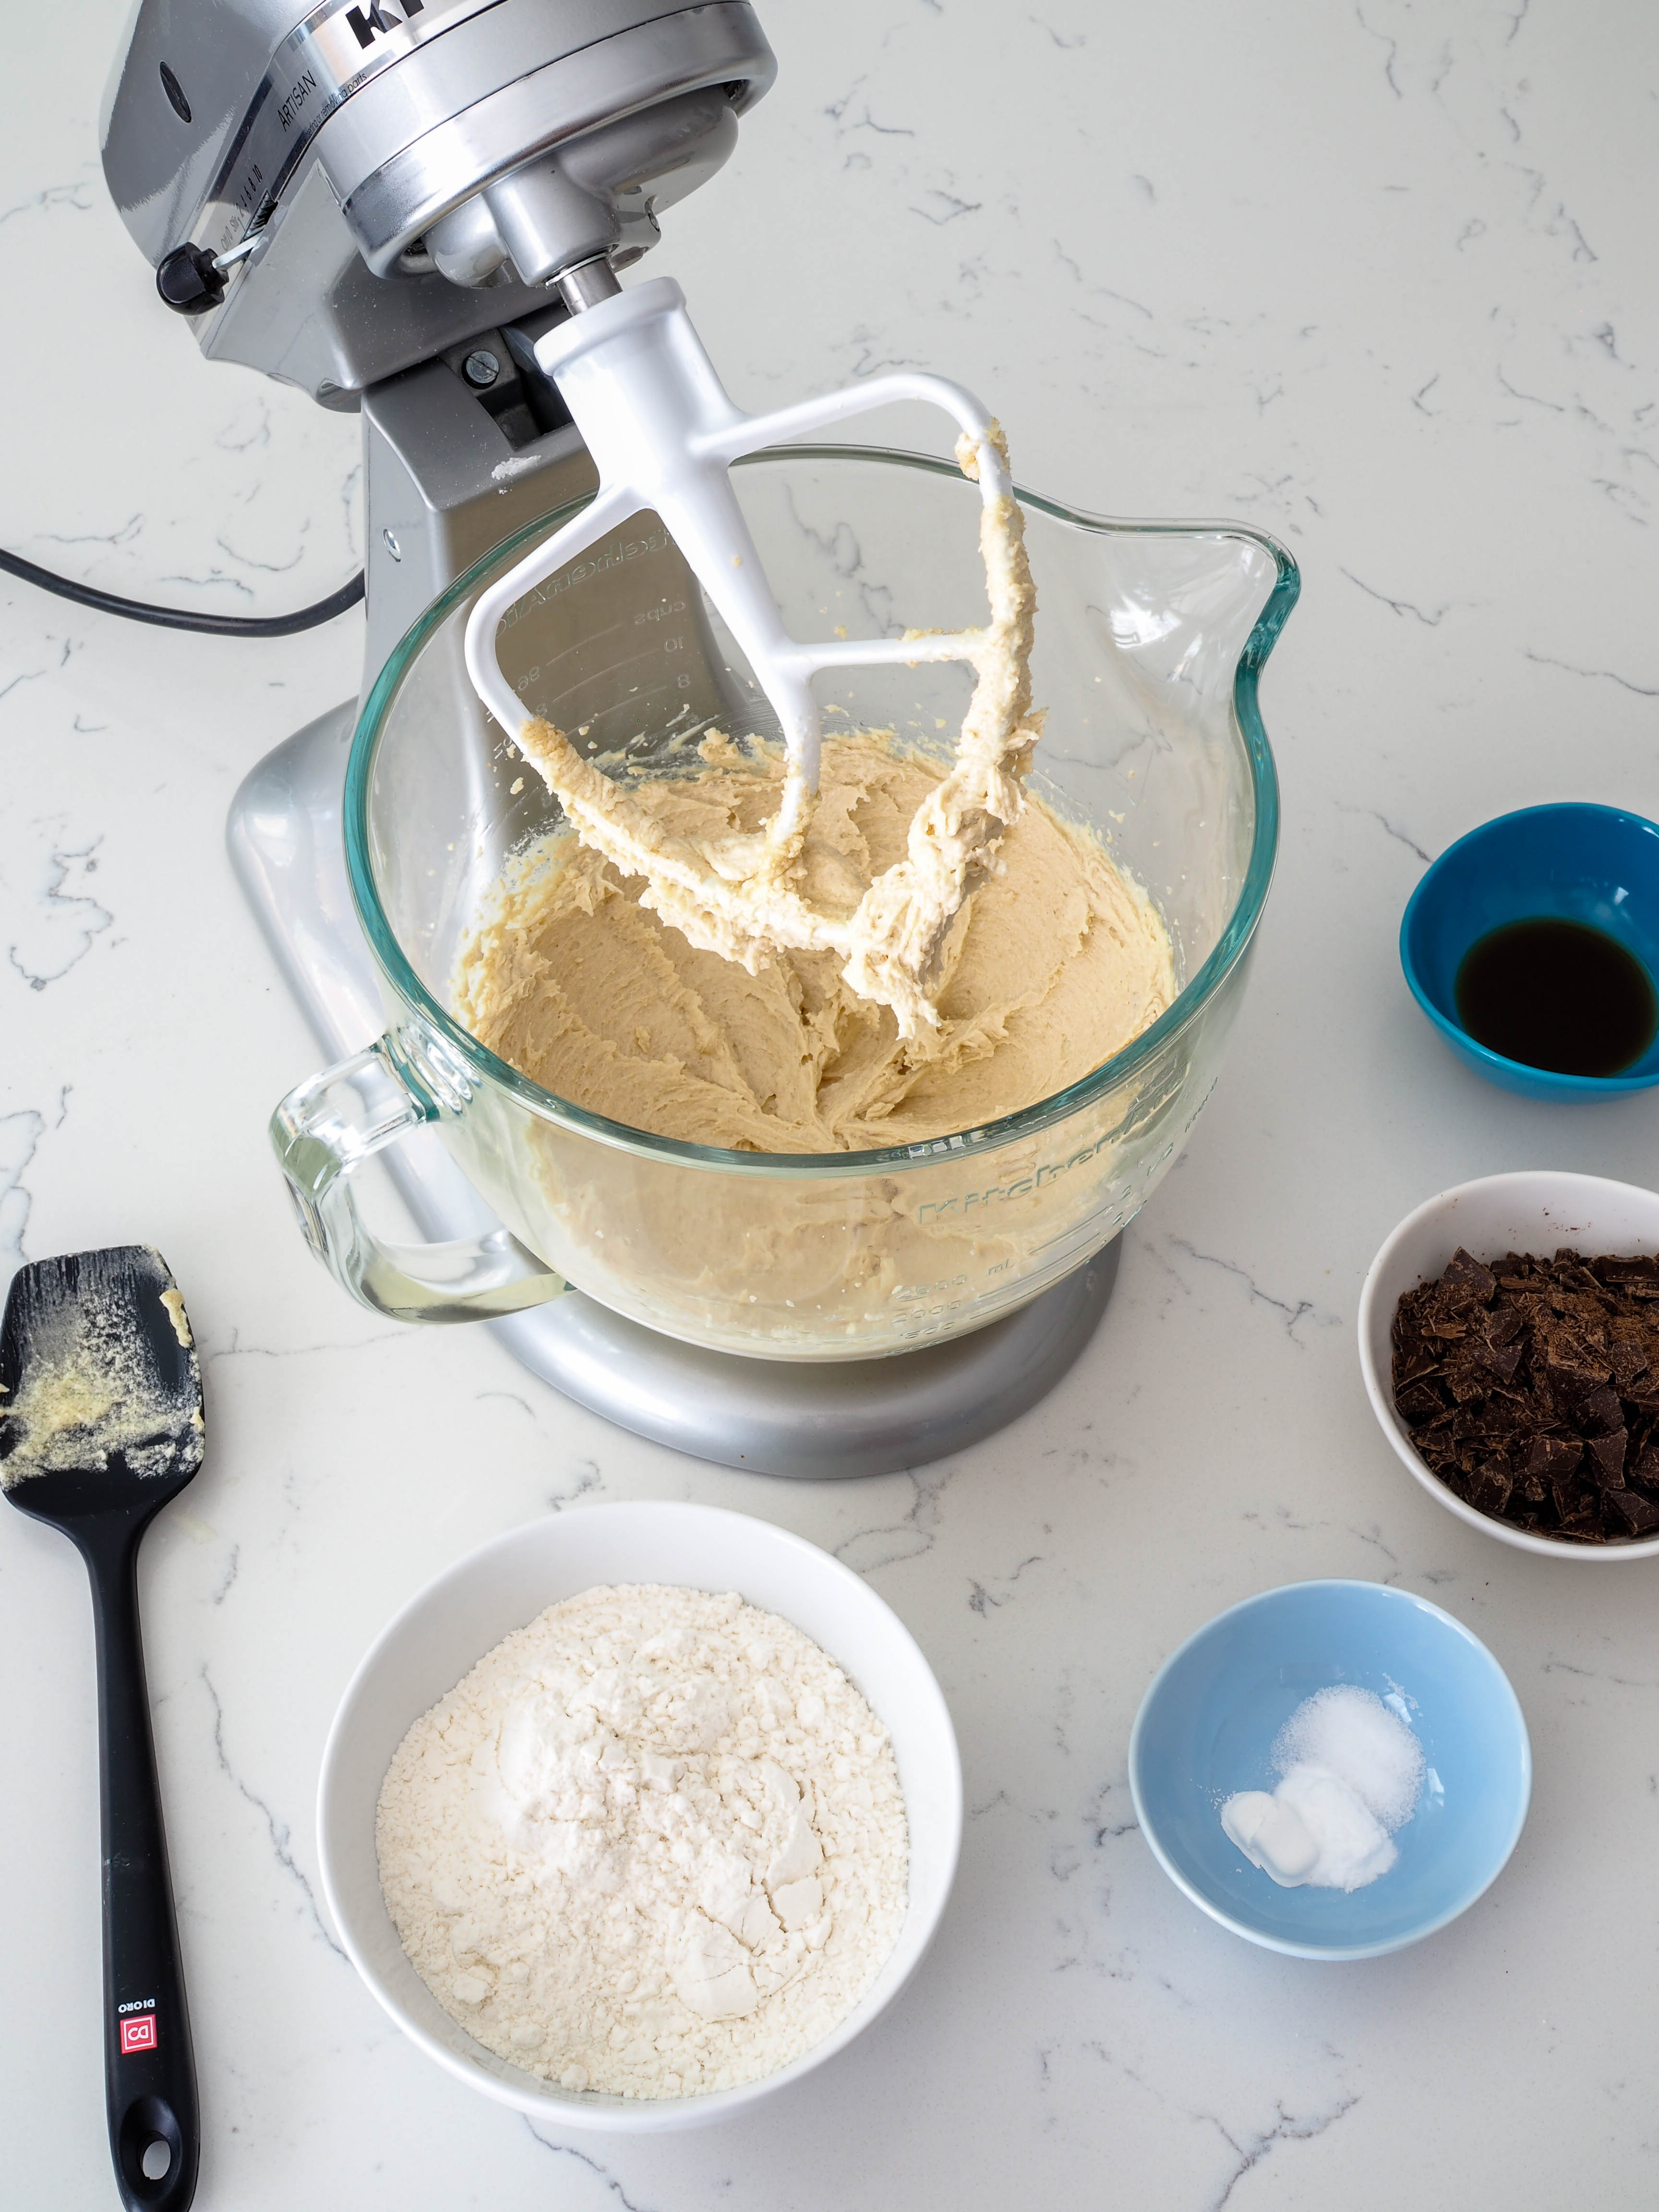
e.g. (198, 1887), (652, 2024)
(84, 1527), (199, 2212)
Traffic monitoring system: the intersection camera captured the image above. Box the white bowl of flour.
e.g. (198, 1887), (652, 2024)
(316, 1502), (961, 2132)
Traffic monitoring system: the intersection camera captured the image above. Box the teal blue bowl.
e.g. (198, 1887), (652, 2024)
(1129, 1581), (1530, 1960)
(1400, 802), (1659, 1099)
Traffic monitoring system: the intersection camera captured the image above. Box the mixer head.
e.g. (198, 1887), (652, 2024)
(102, 0), (775, 406)
(102, 2), (1039, 1031)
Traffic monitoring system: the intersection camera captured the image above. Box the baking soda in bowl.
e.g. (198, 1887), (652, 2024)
(1221, 1686), (1425, 1893)
(375, 1583), (907, 2098)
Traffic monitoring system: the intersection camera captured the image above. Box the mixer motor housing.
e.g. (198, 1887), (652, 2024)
(103, 0), (776, 681)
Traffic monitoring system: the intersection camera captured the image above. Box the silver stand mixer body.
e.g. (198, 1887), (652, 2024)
(101, 0), (779, 692)
(102, 1), (774, 407)
(101, 0), (1118, 1476)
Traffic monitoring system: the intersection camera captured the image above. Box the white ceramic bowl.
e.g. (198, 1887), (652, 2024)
(1358, 1170), (1659, 1561)
(316, 1501), (962, 2132)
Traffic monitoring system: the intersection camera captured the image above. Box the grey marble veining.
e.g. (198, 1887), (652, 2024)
(5, 2), (1659, 2206)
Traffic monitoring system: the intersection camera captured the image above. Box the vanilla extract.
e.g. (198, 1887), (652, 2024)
(1455, 916), (1657, 1078)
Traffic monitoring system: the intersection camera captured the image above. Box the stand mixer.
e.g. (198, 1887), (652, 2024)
(101, 0), (1287, 1476)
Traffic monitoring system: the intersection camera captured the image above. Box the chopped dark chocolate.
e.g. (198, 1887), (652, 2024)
(1580, 1383), (1624, 1434)
(1606, 1490), (1659, 1537)
(1472, 1335), (1526, 1381)
(1483, 1389), (1533, 1432)
(1551, 1474), (1591, 1523)
(1395, 1380), (1445, 1426)
(1540, 1329), (1611, 1394)
(1595, 1255), (1659, 1285)
(1391, 1245), (1659, 1544)
(1443, 1354), (1491, 1404)
(1393, 1341), (1443, 1389)
(1607, 1329), (1648, 1389)
(1467, 1463), (1513, 1516)
(1440, 1249), (1498, 1298)
(1520, 1434), (1583, 1482)
(1587, 1429), (1628, 1486)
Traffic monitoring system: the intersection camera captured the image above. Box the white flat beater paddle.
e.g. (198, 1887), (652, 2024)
(464, 267), (1036, 1036)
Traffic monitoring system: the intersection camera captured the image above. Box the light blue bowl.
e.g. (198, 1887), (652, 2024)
(1129, 1581), (1531, 1960)
(1400, 801), (1659, 1099)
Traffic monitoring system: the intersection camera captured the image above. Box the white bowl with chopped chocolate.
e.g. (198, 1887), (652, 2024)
(1359, 1172), (1659, 1558)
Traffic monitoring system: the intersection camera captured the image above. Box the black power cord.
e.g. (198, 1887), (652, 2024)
(0, 545), (364, 637)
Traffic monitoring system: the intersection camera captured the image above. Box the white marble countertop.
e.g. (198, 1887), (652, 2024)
(6, 3), (1659, 2205)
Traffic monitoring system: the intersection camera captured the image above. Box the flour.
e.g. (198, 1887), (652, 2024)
(376, 1584), (908, 2098)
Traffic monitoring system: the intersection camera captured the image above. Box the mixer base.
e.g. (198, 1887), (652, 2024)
(228, 703), (1118, 1478)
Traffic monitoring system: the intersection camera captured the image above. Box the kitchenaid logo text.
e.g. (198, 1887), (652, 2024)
(914, 1130), (1189, 1226)
(345, 0), (424, 48)
(915, 1134), (1113, 1224)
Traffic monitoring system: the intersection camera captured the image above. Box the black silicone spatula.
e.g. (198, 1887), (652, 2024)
(1, 1247), (204, 2212)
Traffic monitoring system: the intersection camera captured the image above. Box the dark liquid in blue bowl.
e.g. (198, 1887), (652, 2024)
(1455, 917), (1659, 1078)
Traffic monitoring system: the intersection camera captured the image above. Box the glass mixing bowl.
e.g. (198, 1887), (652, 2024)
(272, 447), (1295, 1359)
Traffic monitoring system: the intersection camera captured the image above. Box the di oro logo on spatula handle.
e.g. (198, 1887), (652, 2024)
(1, 1246), (204, 2212)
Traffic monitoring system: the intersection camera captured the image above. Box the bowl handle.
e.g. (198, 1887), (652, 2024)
(269, 1041), (567, 1323)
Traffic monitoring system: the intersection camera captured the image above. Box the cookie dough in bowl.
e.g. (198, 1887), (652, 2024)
(448, 721), (1182, 1353)
(301, 447), (1291, 1348)
(456, 732), (1174, 1157)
